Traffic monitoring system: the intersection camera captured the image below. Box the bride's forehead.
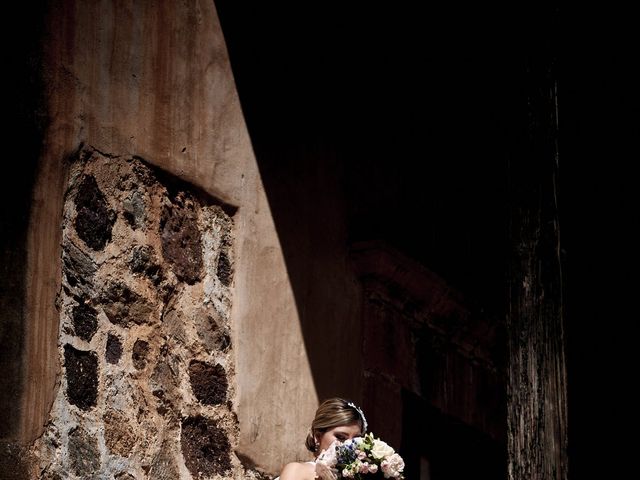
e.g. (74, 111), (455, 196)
(330, 423), (361, 434)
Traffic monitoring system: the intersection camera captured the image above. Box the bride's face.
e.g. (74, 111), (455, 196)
(317, 422), (362, 454)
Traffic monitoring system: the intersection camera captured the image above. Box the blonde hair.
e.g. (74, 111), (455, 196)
(304, 397), (367, 452)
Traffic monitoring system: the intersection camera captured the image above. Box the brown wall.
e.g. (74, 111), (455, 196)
(6, 0), (362, 476)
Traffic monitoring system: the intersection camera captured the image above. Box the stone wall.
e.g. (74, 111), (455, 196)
(30, 146), (262, 479)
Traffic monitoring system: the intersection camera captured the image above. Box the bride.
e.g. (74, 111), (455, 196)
(276, 397), (368, 480)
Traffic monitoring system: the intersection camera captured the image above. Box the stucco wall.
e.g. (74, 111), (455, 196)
(16, 0), (361, 476)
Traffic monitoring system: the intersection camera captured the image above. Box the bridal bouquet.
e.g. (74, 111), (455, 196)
(316, 433), (405, 479)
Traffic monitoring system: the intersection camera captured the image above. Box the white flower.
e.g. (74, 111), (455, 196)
(370, 439), (395, 459)
(326, 433), (403, 478)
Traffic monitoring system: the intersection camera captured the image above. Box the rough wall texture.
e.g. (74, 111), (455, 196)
(29, 146), (261, 479)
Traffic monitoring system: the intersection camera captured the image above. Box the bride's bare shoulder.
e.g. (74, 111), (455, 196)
(278, 461), (315, 479)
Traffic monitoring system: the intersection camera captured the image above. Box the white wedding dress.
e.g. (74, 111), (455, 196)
(274, 461), (316, 480)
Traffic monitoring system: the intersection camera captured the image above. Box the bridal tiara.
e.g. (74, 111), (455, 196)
(347, 401), (368, 433)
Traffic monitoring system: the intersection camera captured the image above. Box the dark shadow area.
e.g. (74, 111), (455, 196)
(216, 1), (518, 305)
(215, 0), (514, 390)
(0, 1), (48, 441)
(560, 6), (637, 477)
(402, 390), (506, 480)
(214, 2), (635, 478)
(214, 2), (521, 477)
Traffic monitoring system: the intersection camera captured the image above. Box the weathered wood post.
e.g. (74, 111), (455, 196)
(506, 11), (568, 478)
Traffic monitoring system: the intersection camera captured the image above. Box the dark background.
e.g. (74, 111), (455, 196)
(214, 2), (637, 478)
(560, 6), (636, 477)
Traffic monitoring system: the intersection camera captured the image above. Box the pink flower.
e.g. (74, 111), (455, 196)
(381, 453), (405, 478)
(342, 468), (354, 478)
